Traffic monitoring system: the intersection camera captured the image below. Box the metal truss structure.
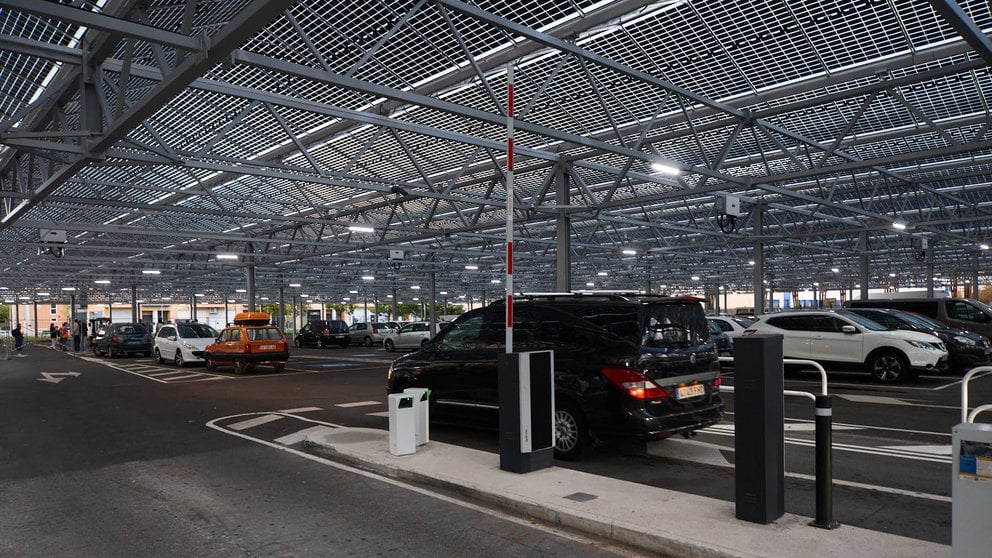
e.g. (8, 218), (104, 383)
(1, 0), (991, 309)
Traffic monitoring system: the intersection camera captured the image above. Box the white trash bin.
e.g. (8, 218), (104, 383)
(403, 388), (431, 446)
(388, 393), (416, 456)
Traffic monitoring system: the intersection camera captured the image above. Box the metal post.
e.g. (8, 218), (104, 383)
(505, 61), (514, 354)
(752, 203), (764, 314)
(811, 394), (840, 529)
(859, 232), (869, 301)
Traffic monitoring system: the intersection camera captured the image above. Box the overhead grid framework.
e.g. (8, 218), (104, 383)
(0, 0), (991, 309)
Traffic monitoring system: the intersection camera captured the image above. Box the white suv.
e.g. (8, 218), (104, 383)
(743, 310), (947, 383)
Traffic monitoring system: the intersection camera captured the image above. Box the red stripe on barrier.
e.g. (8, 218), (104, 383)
(507, 242), (513, 274)
(506, 294), (513, 327)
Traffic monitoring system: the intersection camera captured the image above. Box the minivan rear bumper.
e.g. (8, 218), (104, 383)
(598, 398), (724, 441)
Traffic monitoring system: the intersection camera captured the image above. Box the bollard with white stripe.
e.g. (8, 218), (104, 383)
(811, 393), (840, 529)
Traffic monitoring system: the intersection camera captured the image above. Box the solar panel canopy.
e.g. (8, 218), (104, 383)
(1, 0), (991, 308)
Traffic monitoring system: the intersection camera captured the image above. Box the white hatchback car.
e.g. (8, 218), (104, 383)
(743, 310), (947, 383)
(154, 322), (220, 367)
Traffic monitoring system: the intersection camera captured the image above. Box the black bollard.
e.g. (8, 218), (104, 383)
(810, 393), (840, 529)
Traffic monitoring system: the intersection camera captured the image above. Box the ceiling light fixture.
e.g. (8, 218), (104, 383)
(892, 221), (907, 230)
(348, 225), (375, 233)
(651, 162), (681, 175)
(216, 254), (239, 260)
(142, 270), (161, 275)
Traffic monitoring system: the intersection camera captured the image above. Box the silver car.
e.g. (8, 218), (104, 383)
(154, 322), (219, 366)
(383, 321), (447, 352)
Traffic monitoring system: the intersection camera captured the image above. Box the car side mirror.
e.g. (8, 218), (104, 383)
(841, 325), (857, 334)
(421, 339), (435, 352)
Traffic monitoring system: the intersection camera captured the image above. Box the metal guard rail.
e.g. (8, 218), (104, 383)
(961, 366), (992, 423)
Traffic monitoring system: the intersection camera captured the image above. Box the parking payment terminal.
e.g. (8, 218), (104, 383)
(952, 420), (992, 557)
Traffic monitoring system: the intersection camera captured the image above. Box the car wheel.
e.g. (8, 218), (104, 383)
(205, 354), (216, 372)
(868, 350), (909, 383)
(364, 336), (373, 347)
(317, 339), (326, 349)
(295, 338), (303, 348)
(273, 362), (286, 373)
(175, 350), (185, 367)
(384, 339), (395, 352)
(154, 348), (164, 364)
(233, 359), (249, 375)
(554, 401), (589, 461)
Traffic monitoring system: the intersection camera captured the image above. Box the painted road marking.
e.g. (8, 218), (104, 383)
(879, 445), (952, 456)
(835, 394), (914, 405)
(336, 401), (381, 408)
(702, 424), (951, 464)
(278, 407), (323, 413)
(229, 414), (284, 431)
(37, 371), (80, 384)
(275, 425), (337, 445)
(367, 411), (390, 417)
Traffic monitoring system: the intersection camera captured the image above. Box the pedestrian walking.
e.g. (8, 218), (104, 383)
(12, 323), (24, 352)
(50, 323), (58, 349)
(59, 322), (70, 351)
(72, 319), (81, 352)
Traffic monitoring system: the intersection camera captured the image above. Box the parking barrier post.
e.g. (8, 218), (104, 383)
(811, 394), (839, 529)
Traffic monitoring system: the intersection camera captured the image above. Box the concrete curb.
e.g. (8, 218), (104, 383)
(302, 428), (949, 558)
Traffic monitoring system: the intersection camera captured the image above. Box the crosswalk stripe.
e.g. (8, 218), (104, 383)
(228, 414), (283, 431)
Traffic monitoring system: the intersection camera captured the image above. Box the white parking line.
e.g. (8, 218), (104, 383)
(367, 411), (390, 417)
(335, 401), (381, 408)
(278, 407), (323, 413)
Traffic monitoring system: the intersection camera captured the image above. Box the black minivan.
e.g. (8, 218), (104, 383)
(294, 319), (351, 348)
(386, 293), (724, 460)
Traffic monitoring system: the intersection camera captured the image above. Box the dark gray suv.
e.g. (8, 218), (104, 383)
(386, 294), (724, 460)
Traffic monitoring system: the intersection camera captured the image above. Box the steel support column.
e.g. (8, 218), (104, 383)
(859, 232), (869, 301)
(555, 163), (571, 292)
(752, 204), (764, 313)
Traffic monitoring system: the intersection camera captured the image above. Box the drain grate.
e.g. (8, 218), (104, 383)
(563, 492), (598, 502)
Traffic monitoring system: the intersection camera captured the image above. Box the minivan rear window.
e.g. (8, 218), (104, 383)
(639, 303), (709, 348)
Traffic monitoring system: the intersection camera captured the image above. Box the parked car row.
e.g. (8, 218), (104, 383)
(738, 300), (992, 383)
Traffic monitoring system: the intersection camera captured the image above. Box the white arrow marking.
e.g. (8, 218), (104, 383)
(37, 371), (80, 384)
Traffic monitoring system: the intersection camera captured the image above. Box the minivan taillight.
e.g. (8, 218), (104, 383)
(602, 368), (669, 399)
(710, 376), (721, 393)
